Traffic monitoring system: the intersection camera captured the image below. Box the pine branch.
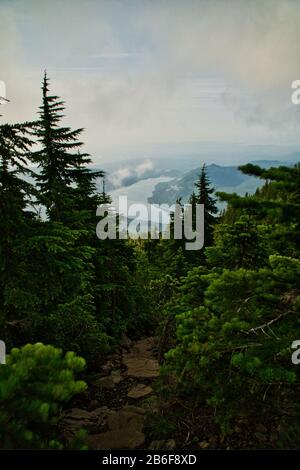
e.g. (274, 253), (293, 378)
(242, 310), (295, 336)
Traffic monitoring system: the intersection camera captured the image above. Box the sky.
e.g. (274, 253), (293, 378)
(1, 0), (300, 164)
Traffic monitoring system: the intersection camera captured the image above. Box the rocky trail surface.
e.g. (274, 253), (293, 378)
(61, 336), (176, 450)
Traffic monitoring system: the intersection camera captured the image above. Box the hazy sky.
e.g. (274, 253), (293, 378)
(1, 0), (300, 163)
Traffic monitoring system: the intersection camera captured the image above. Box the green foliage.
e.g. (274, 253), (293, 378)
(0, 343), (87, 449)
(158, 164), (218, 276)
(32, 72), (103, 222)
(193, 163), (218, 247)
(206, 215), (270, 269)
(0, 122), (35, 336)
(1, 220), (108, 359)
(163, 162), (300, 444)
(0, 75), (148, 359)
(0, 74), (155, 449)
(3, 70), (300, 449)
(165, 259), (300, 435)
(145, 414), (178, 441)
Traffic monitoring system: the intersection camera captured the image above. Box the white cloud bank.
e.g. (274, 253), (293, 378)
(1, 0), (300, 162)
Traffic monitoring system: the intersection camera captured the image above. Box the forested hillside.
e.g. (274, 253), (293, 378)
(149, 163), (265, 205)
(1, 75), (300, 450)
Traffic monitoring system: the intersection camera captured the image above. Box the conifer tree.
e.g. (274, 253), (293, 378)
(158, 198), (189, 277)
(218, 162), (300, 257)
(164, 160), (300, 444)
(0, 121), (35, 339)
(0, 122), (33, 242)
(193, 164), (218, 247)
(12, 74), (107, 356)
(32, 72), (103, 222)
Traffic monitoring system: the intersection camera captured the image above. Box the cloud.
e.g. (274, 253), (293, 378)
(138, 0), (300, 124)
(108, 159), (155, 188)
(136, 159), (153, 177)
(0, 0), (300, 162)
(109, 167), (132, 188)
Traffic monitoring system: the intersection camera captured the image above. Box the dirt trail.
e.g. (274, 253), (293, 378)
(62, 336), (174, 450)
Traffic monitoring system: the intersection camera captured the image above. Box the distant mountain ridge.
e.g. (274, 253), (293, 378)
(148, 161), (291, 205)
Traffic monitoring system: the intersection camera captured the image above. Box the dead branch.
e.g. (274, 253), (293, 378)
(242, 310), (295, 336)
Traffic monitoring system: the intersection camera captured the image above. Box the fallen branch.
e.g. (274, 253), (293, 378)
(242, 310), (295, 336)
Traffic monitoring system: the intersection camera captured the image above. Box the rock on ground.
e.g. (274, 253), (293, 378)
(128, 384), (153, 399)
(87, 406), (146, 450)
(62, 406), (114, 437)
(123, 337), (159, 379)
(93, 370), (123, 390)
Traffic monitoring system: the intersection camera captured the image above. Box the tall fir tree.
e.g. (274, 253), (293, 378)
(32, 72), (103, 223)
(192, 164), (218, 248)
(0, 120), (35, 343)
(16, 73), (108, 357)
